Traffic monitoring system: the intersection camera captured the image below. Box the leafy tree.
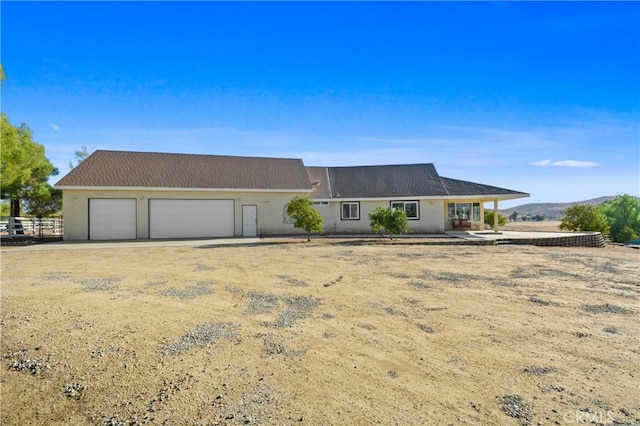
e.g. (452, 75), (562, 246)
(484, 211), (507, 227)
(532, 214), (546, 222)
(0, 200), (9, 217)
(23, 183), (62, 218)
(599, 194), (640, 243)
(1, 114), (58, 216)
(286, 195), (323, 241)
(509, 211), (519, 222)
(69, 146), (90, 169)
(369, 206), (409, 240)
(559, 205), (609, 234)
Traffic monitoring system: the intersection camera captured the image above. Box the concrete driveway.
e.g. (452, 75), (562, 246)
(1, 237), (263, 252)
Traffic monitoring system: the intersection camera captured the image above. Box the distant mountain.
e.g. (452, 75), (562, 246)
(500, 196), (619, 220)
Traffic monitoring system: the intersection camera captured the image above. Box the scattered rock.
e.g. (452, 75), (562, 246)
(258, 333), (306, 358)
(499, 395), (532, 425)
(160, 281), (214, 299)
(4, 350), (53, 375)
(380, 305), (408, 317)
(265, 296), (320, 328)
(582, 304), (633, 315)
(76, 277), (122, 292)
(194, 264), (214, 271)
(243, 292), (280, 315)
(416, 323), (435, 334)
(323, 276), (343, 287)
(277, 275), (308, 287)
(409, 281), (431, 290)
(523, 366), (556, 376)
(214, 384), (279, 425)
(160, 322), (240, 356)
(65, 382), (87, 399)
(541, 384), (564, 393)
(528, 297), (560, 307)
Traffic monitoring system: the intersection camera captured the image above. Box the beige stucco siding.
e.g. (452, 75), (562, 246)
(62, 189), (305, 240)
(314, 199), (445, 234)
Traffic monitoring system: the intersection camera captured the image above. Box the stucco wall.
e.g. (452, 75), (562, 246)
(62, 189), (305, 240)
(62, 189), (498, 240)
(313, 199), (445, 234)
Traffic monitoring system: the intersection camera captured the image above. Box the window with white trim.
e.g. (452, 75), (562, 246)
(341, 202), (360, 220)
(391, 201), (419, 220)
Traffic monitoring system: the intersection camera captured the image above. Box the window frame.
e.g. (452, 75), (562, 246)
(341, 202), (360, 220)
(447, 202), (481, 221)
(390, 200), (420, 220)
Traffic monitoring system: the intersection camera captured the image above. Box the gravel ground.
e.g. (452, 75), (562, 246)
(160, 322), (241, 356)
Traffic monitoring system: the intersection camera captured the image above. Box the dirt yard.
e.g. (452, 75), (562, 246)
(502, 221), (563, 233)
(1, 239), (638, 425)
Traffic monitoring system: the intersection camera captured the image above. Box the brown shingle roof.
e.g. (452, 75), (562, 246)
(305, 164), (528, 199)
(440, 177), (529, 197)
(305, 166), (332, 198)
(327, 163), (448, 198)
(55, 150), (313, 190)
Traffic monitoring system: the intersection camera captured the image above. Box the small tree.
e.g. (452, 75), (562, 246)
(599, 194), (640, 243)
(484, 211), (507, 227)
(369, 206), (409, 240)
(559, 205), (609, 234)
(286, 195), (323, 241)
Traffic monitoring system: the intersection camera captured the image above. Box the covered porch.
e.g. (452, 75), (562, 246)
(444, 195), (527, 232)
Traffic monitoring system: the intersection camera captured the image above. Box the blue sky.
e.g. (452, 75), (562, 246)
(2, 1), (638, 208)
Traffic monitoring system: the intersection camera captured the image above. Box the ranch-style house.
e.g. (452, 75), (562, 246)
(54, 150), (529, 240)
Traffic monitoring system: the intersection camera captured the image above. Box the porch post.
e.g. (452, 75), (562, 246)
(493, 199), (499, 232)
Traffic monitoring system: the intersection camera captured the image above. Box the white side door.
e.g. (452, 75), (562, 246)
(242, 205), (257, 237)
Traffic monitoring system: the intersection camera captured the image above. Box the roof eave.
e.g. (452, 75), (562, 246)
(54, 185), (313, 193)
(309, 193), (530, 202)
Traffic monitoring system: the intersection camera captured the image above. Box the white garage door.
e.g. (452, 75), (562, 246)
(149, 199), (234, 239)
(89, 199), (137, 240)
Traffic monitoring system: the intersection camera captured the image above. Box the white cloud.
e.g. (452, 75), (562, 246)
(530, 159), (598, 168)
(553, 160), (598, 168)
(51, 123), (60, 131)
(530, 159), (552, 166)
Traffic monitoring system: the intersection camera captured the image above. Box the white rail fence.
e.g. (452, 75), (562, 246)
(0, 217), (63, 239)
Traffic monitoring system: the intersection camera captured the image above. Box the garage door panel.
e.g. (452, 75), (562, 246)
(149, 199), (234, 239)
(89, 199), (136, 240)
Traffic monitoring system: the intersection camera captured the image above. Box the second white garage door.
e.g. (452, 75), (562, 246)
(149, 199), (234, 239)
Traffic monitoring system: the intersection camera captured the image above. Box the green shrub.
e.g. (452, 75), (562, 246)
(369, 207), (409, 240)
(559, 205), (609, 234)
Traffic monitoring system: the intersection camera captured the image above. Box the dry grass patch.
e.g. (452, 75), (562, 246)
(1, 240), (639, 425)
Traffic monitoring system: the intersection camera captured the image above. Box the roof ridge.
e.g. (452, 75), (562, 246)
(92, 149), (303, 162)
(325, 163), (435, 170)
